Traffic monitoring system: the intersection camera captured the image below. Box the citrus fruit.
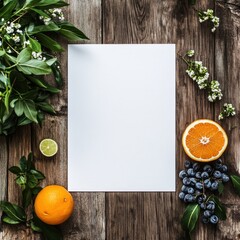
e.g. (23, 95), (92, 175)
(39, 138), (58, 157)
(182, 119), (228, 162)
(34, 185), (74, 225)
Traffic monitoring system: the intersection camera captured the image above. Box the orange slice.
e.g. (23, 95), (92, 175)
(182, 119), (228, 162)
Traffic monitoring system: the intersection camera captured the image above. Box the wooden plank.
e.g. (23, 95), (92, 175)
(0, 136), (8, 237)
(214, 1), (240, 239)
(103, 0), (216, 239)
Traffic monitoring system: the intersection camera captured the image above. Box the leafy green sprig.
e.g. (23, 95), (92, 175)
(0, 153), (63, 240)
(0, 0), (88, 135)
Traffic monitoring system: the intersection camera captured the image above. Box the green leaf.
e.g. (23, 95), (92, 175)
(36, 102), (55, 114)
(37, 0), (68, 9)
(58, 22), (89, 41)
(0, 50), (5, 56)
(218, 182), (224, 195)
(209, 195), (226, 220)
(51, 63), (62, 86)
(17, 116), (32, 126)
(29, 37), (41, 52)
(4, 88), (11, 113)
(33, 214), (63, 240)
(27, 152), (35, 170)
(18, 59), (52, 75)
(22, 187), (32, 209)
(8, 166), (22, 175)
(27, 174), (38, 188)
(0, 201), (26, 222)
(231, 175), (240, 195)
(181, 203), (200, 233)
(2, 216), (21, 225)
(22, 100), (38, 123)
(23, 0), (42, 8)
(36, 33), (64, 52)
(31, 8), (50, 18)
(0, 0), (17, 21)
(27, 76), (60, 93)
(0, 73), (8, 85)
(28, 22), (60, 35)
(32, 186), (42, 195)
(16, 175), (27, 187)
(17, 48), (32, 63)
(30, 169), (45, 180)
(45, 58), (57, 66)
(5, 54), (17, 63)
(14, 100), (24, 117)
(30, 220), (42, 232)
(20, 156), (27, 171)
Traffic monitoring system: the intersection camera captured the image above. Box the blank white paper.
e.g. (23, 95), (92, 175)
(68, 44), (175, 192)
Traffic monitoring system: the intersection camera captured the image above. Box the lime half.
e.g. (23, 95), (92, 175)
(39, 139), (58, 157)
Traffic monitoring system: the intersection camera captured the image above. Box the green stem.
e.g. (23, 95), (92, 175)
(177, 53), (190, 66)
(12, 11), (27, 23)
(5, 63), (18, 70)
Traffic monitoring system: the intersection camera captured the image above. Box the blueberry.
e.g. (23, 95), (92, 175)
(203, 164), (212, 173)
(183, 177), (191, 186)
(195, 190), (201, 196)
(214, 163), (222, 170)
(184, 160), (192, 168)
(222, 165), (228, 172)
(204, 179), (211, 188)
(197, 196), (204, 205)
(210, 215), (219, 224)
(200, 202), (206, 209)
(193, 163), (200, 171)
(179, 192), (185, 200)
(190, 177), (197, 186)
(184, 194), (194, 203)
(188, 187), (195, 194)
(213, 170), (222, 179)
(202, 216), (209, 224)
(211, 181), (219, 190)
(204, 210), (212, 218)
(187, 168), (195, 177)
(201, 171), (209, 179)
(179, 170), (188, 179)
(207, 201), (215, 210)
(196, 182), (203, 190)
(195, 172), (202, 179)
(181, 185), (189, 193)
(222, 173), (230, 183)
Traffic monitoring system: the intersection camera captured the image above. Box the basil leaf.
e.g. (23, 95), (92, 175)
(30, 169), (45, 180)
(17, 48), (31, 63)
(2, 216), (21, 225)
(230, 175), (240, 195)
(181, 203), (200, 233)
(20, 156), (27, 171)
(17, 116), (32, 126)
(18, 59), (52, 75)
(36, 33), (64, 52)
(58, 22), (89, 40)
(22, 100), (38, 123)
(30, 220), (42, 232)
(32, 186), (42, 195)
(8, 166), (22, 175)
(0, 201), (26, 222)
(208, 195), (226, 220)
(22, 187), (32, 209)
(16, 175), (27, 187)
(14, 100), (24, 117)
(0, 0), (17, 21)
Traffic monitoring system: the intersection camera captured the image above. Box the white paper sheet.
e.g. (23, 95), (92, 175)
(68, 44), (175, 192)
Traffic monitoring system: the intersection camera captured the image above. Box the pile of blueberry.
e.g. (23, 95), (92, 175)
(179, 159), (230, 224)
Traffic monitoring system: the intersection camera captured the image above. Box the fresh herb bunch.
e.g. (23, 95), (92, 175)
(0, 0), (88, 135)
(0, 153), (63, 240)
(179, 159), (240, 236)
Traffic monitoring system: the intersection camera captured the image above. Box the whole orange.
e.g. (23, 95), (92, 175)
(34, 185), (74, 225)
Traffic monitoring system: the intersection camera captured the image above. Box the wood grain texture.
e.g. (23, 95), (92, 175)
(1, 0), (240, 239)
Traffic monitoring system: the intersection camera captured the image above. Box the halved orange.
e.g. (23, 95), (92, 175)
(182, 119), (228, 162)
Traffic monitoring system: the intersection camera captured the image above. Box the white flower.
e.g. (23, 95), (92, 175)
(186, 50), (194, 57)
(6, 26), (14, 34)
(12, 35), (20, 43)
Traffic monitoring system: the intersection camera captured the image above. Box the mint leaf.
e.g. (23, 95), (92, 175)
(181, 203), (200, 233)
(230, 175), (240, 195)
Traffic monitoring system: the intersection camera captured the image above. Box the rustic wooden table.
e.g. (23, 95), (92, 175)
(1, 0), (240, 239)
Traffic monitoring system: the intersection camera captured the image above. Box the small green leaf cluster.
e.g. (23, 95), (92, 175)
(198, 9), (220, 32)
(0, 152), (63, 240)
(179, 159), (240, 236)
(0, 0), (88, 135)
(218, 103), (236, 120)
